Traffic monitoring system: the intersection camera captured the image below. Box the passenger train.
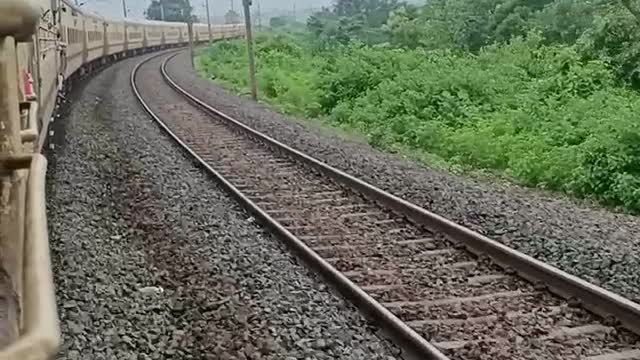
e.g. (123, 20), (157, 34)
(0, 1), (245, 359)
(22, 0), (243, 152)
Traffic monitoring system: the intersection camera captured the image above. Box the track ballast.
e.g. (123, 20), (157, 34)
(132, 51), (640, 360)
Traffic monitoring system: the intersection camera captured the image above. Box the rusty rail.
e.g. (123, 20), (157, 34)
(149, 50), (640, 341)
(132, 50), (450, 360)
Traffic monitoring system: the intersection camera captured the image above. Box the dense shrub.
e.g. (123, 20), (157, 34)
(197, 32), (640, 212)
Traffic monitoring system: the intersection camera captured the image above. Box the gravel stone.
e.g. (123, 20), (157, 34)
(47, 54), (400, 359)
(166, 51), (640, 301)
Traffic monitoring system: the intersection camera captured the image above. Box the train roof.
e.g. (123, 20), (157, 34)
(125, 19), (193, 27)
(60, 0), (238, 29)
(125, 18), (234, 28)
(60, 0), (106, 21)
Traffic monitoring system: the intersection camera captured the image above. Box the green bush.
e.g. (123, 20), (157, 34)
(197, 32), (640, 213)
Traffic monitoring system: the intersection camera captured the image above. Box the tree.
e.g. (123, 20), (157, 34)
(225, 10), (241, 24)
(145, 0), (197, 22)
(270, 16), (288, 28)
(578, 2), (640, 86)
(332, 0), (401, 26)
(307, 15), (326, 37)
(389, 0), (501, 51)
(308, 0), (402, 45)
(385, 5), (423, 47)
(532, 0), (595, 44)
(620, 0), (640, 23)
(269, 16), (303, 29)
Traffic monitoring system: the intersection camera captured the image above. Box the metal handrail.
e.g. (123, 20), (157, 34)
(0, 155), (60, 360)
(20, 101), (39, 144)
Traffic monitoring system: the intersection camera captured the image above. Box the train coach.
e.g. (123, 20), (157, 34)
(0, 0), (245, 359)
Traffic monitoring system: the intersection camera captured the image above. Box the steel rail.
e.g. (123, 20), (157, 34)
(132, 50), (640, 359)
(158, 52), (640, 336)
(132, 51), (449, 360)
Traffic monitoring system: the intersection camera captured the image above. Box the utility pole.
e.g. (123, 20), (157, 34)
(186, 2), (195, 69)
(206, 0), (213, 45)
(160, 0), (166, 20)
(256, 0), (261, 30)
(122, 0), (128, 17)
(230, 0), (234, 11)
(242, 0), (257, 101)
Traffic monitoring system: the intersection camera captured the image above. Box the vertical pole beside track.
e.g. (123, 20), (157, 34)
(122, 0), (127, 18)
(256, 0), (261, 30)
(206, 0), (213, 46)
(160, 0), (166, 21)
(186, 1), (195, 69)
(242, 0), (257, 101)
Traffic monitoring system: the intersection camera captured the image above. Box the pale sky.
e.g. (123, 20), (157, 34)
(80, 0), (334, 22)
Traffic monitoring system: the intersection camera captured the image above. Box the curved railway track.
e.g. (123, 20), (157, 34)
(131, 51), (640, 360)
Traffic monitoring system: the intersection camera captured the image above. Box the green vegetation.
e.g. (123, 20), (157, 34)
(145, 0), (197, 22)
(197, 0), (640, 212)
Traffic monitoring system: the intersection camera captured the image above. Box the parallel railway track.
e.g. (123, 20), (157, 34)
(131, 51), (640, 360)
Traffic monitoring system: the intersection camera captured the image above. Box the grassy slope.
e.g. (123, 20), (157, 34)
(196, 32), (640, 213)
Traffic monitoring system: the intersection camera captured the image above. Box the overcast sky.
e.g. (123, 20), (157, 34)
(80, 0), (334, 21)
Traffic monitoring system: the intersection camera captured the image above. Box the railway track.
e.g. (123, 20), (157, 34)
(131, 51), (640, 360)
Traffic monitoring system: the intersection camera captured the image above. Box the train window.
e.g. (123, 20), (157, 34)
(148, 29), (162, 38)
(66, 28), (86, 44)
(110, 31), (124, 41)
(88, 31), (103, 42)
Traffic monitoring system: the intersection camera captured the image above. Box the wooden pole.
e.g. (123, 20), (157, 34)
(186, 4), (195, 69)
(160, 0), (165, 20)
(206, 0), (213, 45)
(242, 0), (257, 101)
(256, 0), (261, 30)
